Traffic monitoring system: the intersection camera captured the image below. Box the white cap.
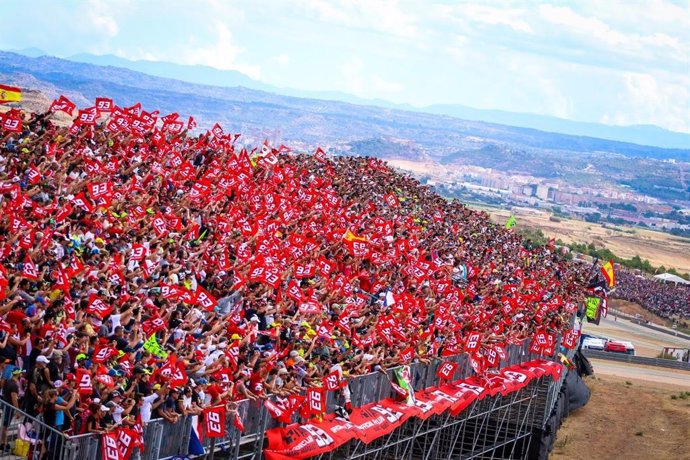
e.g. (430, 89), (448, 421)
(36, 356), (50, 364)
(250, 316), (259, 322)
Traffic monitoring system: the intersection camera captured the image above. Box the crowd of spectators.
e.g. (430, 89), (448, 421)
(612, 270), (690, 320)
(0, 101), (587, 451)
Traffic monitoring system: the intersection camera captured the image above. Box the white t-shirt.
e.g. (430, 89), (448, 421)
(140, 393), (159, 424)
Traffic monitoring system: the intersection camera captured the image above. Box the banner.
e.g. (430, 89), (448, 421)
(264, 359), (562, 459)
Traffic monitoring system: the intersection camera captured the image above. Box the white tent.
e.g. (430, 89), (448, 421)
(653, 273), (690, 285)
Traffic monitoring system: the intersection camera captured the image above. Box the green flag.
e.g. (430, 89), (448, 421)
(585, 297), (601, 325)
(394, 366), (416, 406)
(506, 215), (517, 229)
(143, 334), (168, 359)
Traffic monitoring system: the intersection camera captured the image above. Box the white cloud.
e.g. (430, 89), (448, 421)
(609, 72), (690, 132)
(538, 4), (688, 63)
(84, 0), (124, 38)
(441, 4), (533, 33)
(274, 54), (290, 65)
(341, 57), (403, 97)
(297, 0), (420, 39)
(178, 21), (262, 79)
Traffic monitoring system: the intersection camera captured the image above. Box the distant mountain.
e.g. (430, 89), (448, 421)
(68, 53), (275, 92)
(1, 50), (688, 160)
(424, 104), (690, 150)
(54, 51), (689, 150)
(1, 50), (689, 203)
(66, 52), (409, 112)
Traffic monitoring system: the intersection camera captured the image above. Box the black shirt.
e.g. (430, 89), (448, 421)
(2, 379), (19, 405)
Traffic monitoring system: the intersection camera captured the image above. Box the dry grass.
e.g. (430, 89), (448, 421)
(489, 209), (690, 275)
(551, 374), (690, 460)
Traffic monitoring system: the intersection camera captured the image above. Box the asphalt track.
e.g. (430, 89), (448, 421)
(581, 314), (690, 358)
(590, 358), (690, 387)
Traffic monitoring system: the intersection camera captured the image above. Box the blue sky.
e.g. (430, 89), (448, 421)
(2, 0), (689, 133)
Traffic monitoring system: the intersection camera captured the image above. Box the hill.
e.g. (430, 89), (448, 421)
(2, 51), (688, 159)
(2, 50), (690, 207)
(45, 50), (690, 150)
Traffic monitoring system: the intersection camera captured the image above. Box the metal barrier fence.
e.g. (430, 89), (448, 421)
(0, 340), (564, 460)
(607, 308), (690, 341)
(0, 397), (100, 460)
(583, 349), (690, 371)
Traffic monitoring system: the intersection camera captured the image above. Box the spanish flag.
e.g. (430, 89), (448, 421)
(343, 228), (366, 243)
(601, 260), (615, 287)
(0, 84), (21, 103)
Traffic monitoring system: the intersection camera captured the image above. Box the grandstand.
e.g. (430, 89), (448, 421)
(0, 97), (591, 459)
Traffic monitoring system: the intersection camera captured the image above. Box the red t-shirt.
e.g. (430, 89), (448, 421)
(207, 384), (222, 401)
(5, 310), (27, 334)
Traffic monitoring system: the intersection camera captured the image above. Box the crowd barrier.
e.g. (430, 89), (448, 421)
(608, 308), (690, 341)
(583, 349), (690, 371)
(0, 340), (568, 460)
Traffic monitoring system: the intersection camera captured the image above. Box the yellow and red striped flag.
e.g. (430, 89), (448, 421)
(0, 84), (21, 103)
(601, 260), (615, 287)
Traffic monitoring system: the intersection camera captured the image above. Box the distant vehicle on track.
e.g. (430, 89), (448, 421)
(582, 337), (606, 351)
(604, 341), (628, 354)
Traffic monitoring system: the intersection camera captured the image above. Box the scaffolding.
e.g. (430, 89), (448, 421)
(0, 341), (571, 460)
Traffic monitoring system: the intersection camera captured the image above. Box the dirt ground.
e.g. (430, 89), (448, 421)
(488, 209), (690, 275)
(610, 299), (672, 326)
(551, 373), (690, 460)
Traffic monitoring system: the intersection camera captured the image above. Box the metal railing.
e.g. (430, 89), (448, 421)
(583, 348), (690, 371)
(0, 339), (564, 460)
(0, 397), (98, 460)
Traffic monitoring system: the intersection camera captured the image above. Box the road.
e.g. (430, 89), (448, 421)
(590, 358), (690, 387)
(582, 314), (690, 358)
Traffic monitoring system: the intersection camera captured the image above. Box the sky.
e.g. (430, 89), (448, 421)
(2, 0), (689, 133)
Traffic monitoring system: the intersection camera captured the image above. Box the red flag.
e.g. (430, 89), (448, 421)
(562, 329), (580, 349)
(204, 405), (227, 438)
(77, 108), (98, 125)
(116, 428), (138, 460)
(323, 370), (341, 391)
(314, 147), (327, 163)
(399, 347), (415, 363)
(464, 332), (481, 352)
(125, 103), (142, 117)
(187, 116), (197, 130)
(1, 111), (22, 132)
(307, 387), (326, 417)
(49, 95), (76, 114)
(87, 296), (113, 319)
(93, 345), (118, 364)
(211, 123), (224, 138)
(76, 368), (93, 395)
(195, 286), (218, 311)
(102, 432), (122, 460)
(384, 193), (399, 208)
(95, 97), (114, 113)
(233, 413), (245, 433)
(436, 361), (458, 381)
(21, 256), (38, 280)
